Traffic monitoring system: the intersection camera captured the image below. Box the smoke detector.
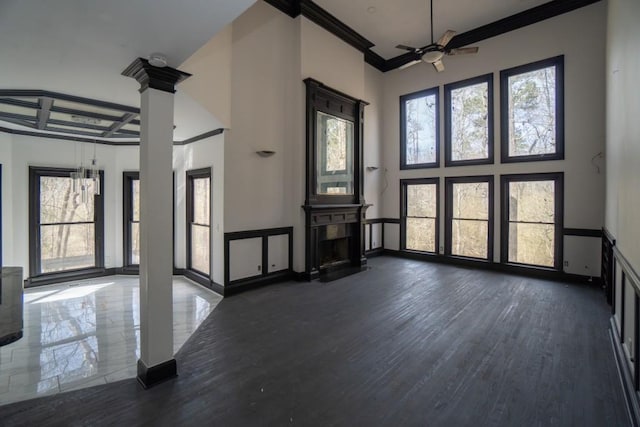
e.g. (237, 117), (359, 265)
(148, 53), (168, 68)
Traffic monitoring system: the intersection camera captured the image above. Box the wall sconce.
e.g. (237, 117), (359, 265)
(256, 150), (276, 157)
(366, 166), (379, 171)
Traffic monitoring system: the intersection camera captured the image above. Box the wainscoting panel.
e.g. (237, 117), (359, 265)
(384, 223), (400, 251)
(224, 227), (293, 294)
(563, 235), (601, 277)
(229, 238), (262, 282)
(610, 243), (640, 425)
(268, 234), (289, 273)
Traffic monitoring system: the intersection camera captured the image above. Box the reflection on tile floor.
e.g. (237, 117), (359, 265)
(0, 276), (222, 406)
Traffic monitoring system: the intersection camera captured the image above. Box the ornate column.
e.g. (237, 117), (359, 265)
(122, 58), (190, 388)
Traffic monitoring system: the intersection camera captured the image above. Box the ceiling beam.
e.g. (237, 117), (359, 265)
(447, 0), (601, 50)
(263, 0), (299, 18)
(0, 98), (40, 109)
(0, 89), (139, 114)
(0, 111), (36, 123)
(36, 97), (53, 130)
(0, 117), (37, 129)
(102, 112), (138, 138)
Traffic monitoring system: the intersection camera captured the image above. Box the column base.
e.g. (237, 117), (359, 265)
(137, 358), (177, 389)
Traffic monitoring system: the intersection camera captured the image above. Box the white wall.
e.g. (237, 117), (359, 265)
(606, 0), (640, 270)
(225, 1), (300, 234)
(380, 2), (606, 274)
(363, 64), (384, 220)
(180, 24), (233, 129)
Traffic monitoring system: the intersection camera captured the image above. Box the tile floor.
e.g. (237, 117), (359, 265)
(0, 275), (222, 406)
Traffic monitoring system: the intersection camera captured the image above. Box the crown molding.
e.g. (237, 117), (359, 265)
(263, 0), (602, 73)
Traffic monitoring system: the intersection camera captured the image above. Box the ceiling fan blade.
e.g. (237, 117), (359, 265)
(399, 59), (422, 70)
(432, 60), (445, 73)
(396, 44), (417, 51)
(447, 46), (479, 55)
(437, 30), (456, 48)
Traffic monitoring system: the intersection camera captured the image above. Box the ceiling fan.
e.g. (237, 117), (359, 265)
(395, 0), (478, 72)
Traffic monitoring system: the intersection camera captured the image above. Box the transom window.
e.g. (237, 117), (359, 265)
(500, 56), (564, 162)
(29, 166), (104, 280)
(501, 173), (563, 269)
(445, 176), (493, 260)
(444, 73), (494, 166)
(400, 87), (439, 169)
(401, 178), (439, 253)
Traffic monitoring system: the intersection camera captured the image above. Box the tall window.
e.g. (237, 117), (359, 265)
(29, 167), (104, 280)
(444, 73), (493, 166)
(401, 178), (439, 253)
(501, 173), (563, 269)
(400, 87), (439, 169)
(187, 168), (211, 277)
(123, 172), (140, 269)
(500, 56), (564, 162)
(445, 176), (493, 260)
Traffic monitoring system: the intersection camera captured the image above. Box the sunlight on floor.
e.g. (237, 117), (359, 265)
(0, 276), (222, 406)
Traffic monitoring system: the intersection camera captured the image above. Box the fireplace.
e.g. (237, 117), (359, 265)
(302, 78), (368, 280)
(318, 224), (352, 268)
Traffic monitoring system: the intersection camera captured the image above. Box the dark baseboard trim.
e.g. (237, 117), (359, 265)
(563, 228), (603, 238)
(0, 331), (23, 347)
(383, 249), (601, 285)
(610, 318), (639, 426)
(137, 358), (177, 389)
(381, 218), (400, 224)
(225, 270), (293, 296)
(25, 267), (117, 288)
(365, 248), (384, 257)
(183, 269), (212, 288)
(116, 266), (139, 275)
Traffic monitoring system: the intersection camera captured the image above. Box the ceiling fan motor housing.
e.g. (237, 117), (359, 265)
(422, 47), (444, 63)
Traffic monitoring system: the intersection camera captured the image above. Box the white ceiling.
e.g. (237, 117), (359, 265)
(0, 0), (256, 140)
(315, 0), (549, 59)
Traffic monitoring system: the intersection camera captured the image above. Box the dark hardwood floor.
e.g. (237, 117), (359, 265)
(0, 257), (629, 426)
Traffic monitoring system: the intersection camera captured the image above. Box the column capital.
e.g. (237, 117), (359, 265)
(122, 58), (191, 94)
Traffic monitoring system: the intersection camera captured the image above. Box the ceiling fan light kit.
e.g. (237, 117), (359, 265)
(422, 49), (444, 64)
(394, 0), (479, 72)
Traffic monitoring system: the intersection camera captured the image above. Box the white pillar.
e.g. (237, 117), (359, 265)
(122, 58), (190, 388)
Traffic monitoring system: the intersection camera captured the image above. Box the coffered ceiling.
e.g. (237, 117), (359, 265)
(0, 0), (256, 142)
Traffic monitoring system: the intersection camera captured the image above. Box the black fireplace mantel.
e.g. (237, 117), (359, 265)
(302, 78), (368, 280)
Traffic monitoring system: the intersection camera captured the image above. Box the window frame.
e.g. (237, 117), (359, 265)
(400, 86), (440, 170)
(186, 167), (212, 279)
(444, 73), (494, 167)
(500, 55), (564, 163)
(28, 166), (105, 284)
(122, 171), (139, 272)
(445, 175), (494, 261)
(400, 177), (440, 254)
(500, 172), (564, 270)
